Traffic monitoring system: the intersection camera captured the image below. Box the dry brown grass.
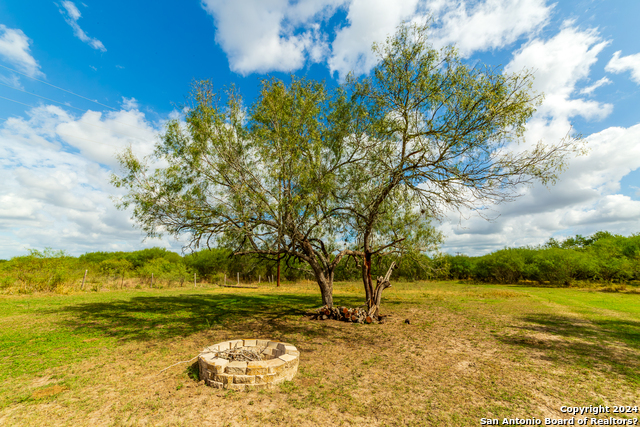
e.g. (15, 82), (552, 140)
(0, 281), (638, 426)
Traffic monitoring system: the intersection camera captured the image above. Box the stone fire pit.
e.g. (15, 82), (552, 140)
(198, 339), (299, 391)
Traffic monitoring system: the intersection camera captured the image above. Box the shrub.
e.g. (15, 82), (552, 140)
(445, 255), (475, 280)
(138, 257), (189, 286)
(9, 248), (77, 292)
(530, 249), (587, 285)
(184, 248), (232, 280)
(475, 248), (526, 284)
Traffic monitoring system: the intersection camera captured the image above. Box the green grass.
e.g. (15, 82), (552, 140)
(0, 287), (318, 385)
(0, 281), (638, 426)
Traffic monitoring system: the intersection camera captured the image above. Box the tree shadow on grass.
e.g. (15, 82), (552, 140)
(55, 292), (363, 343)
(494, 313), (640, 384)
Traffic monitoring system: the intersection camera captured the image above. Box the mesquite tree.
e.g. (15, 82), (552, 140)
(338, 23), (584, 316)
(113, 23), (583, 314)
(112, 78), (368, 307)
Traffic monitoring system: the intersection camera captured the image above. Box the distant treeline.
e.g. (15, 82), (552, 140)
(1, 231), (638, 293)
(0, 243), (443, 293)
(443, 231), (640, 285)
(0, 247), (278, 293)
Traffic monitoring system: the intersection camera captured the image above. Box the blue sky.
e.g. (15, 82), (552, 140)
(0, 0), (639, 259)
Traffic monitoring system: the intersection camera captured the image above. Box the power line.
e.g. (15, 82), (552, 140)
(0, 63), (116, 110)
(0, 95), (32, 108)
(0, 92), (154, 141)
(0, 64), (159, 130)
(0, 81), (86, 112)
(0, 116), (144, 153)
(0, 94), (145, 141)
(0, 95), (146, 154)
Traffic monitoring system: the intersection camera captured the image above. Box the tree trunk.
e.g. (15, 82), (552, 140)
(276, 255), (281, 287)
(316, 272), (334, 308)
(362, 253), (375, 311)
(367, 261), (396, 318)
(320, 282), (333, 307)
(296, 233), (335, 307)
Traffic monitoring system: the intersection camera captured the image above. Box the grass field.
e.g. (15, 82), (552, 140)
(0, 280), (638, 426)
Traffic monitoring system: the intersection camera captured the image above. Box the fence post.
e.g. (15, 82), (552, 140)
(81, 270), (87, 290)
(224, 274), (226, 286)
(259, 275), (261, 284)
(121, 271), (124, 289)
(151, 273), (154, 288)
(194, 273), (196, 288)
(237, 272), (239, 285)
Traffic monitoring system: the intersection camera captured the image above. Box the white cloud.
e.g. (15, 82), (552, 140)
(562, 194), (640, 226)
(0, 73), (23, 89)
(0, 104), (185, 259)
(441, 28), (637, 255)
(201, 0), (346, 74)
(428, 0), (552, 57)
(505, 24), (612, 124)
(605, 50), (640, 84)
(0, 25), (43, 77)
(62, 0), (81, 20)
(441, 123), (640, 255)
(59, 1), (107, 52)
(565, 125), (640, 196)
(204, 0), (553, 77)
(328, 0), (420, 78)
(579, 76), (611, 95)
(55, 110), (157, 169)
(121, 97), (139, 111)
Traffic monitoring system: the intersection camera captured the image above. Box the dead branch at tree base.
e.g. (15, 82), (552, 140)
(218, 284), (259, 289)
(308, 261), (397, 324)
(307, 305), (382, 324)
(367, 261), (396, 318)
